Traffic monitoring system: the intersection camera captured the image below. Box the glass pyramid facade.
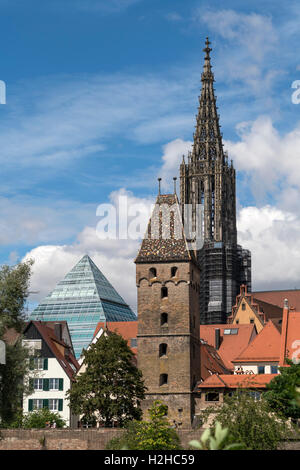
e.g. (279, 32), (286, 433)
(29, 255), (137, 358)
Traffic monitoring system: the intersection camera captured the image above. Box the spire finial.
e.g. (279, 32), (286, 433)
(203, 37), (212, 58)
(158, 177), (161, 195)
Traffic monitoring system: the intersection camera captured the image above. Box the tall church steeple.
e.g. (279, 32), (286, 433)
(180, 38), (251, 324)
(180, 37), (236, 245)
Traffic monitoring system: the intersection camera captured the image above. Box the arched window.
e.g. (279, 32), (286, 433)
(161, 313), (168, 326)
(149, 267), (157, 279)
(171, 266), (178, 277)
(159, 374), (168, 386)
(161, 287), (168, 298)
(159, 343), (168, 357)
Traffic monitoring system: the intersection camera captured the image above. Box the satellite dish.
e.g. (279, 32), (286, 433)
(0, 340), (6, 365)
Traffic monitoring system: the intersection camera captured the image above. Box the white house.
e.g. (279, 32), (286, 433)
(22, 321), (80, 428)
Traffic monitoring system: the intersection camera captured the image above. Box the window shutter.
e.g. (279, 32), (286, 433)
(29, 378), (34, 390)
(29, 358), (34, 370)
(43, 358), (48, 370)
(58, 399), (63, 411)
(43, 399), (49, 409)
(28, 399), (33, 412)
(43, 378), (49, 391)
(59, 378), (64, 391)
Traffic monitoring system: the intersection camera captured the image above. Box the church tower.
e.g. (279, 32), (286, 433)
(135, 191), (201, 427)
(180, 38), (251, 324)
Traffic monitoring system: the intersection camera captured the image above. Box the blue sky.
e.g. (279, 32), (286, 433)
(1, 0), (300, 311)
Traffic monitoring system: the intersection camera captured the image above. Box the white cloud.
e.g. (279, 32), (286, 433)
(224, 115), (300, 208)
(237, 205), (300, 290)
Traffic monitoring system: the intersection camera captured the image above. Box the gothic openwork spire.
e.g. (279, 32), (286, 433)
(191, 37), (223, 163)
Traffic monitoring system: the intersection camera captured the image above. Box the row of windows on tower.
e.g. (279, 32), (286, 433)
(149, 267), (178, 279)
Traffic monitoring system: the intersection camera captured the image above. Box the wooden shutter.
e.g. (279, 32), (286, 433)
(43, 399), (49, 409)
(59, 378), (64, 391)
(28, 399), (33, 412)
(43, 378), (49, 391)
(43, 358), (48, 370)
(58, 399), (63, 411)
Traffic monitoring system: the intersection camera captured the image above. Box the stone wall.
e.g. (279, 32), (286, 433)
(0, 428), (204, 450)
(0, 428), (299, 450)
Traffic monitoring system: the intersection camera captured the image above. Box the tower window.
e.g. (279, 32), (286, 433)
(161, 313), (168, 326)
(159, 374), (168, 386)
(149, 267), (157, 279)
(171, 267), (178, 277)
(242, 303), (246, 310)
(161, 287), (168, 298)
(159, 343), (168, 357)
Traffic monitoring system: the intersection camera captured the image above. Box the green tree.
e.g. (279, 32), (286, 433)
(67, 331), (146, 427)
(199, 390), (292, 450)
(20, 408), (66, 429)
(264, 360), (300, 421)
(0, 260), (34, 426)
(106, 400), (181, 450)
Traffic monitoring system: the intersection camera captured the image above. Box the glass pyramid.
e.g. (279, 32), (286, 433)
(29, 255), (137, 358)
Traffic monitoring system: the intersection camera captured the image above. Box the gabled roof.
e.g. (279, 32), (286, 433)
(253, 289), (300, 311)
(200, 342), (231, 380)
(200, 324), (257, 370)
(232, 320), (281, 363)
(24, 321), (80, 380)
(93, 321), (138, 355)
(229, 285), (282, 328)
(196, 373), (277, 390)
(135, 194), (194, 264)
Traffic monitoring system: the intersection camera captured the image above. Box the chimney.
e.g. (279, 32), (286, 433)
(54, 323), (62, 341)
(215, 328), (221, 350)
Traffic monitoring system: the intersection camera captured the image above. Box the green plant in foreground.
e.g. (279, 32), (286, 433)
(189, 422), (244, 450)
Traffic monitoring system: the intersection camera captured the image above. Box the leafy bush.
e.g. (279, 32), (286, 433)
(106, 400), (181, 450)
(20, 408), (66, 429)
(198, 390), (292, 450)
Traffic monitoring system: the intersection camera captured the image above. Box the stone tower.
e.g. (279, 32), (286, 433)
(180, 38), (251, 324)
(135, 193), (201, 427)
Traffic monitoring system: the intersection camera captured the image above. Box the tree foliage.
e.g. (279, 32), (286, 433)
(198, 390), (292, 450)
(264, 361), (300, 421)
(0, 260), (34, 426)
(20, 408), (66, 429)
(66, 331), (146, 427)
(106, 400), (181, 450)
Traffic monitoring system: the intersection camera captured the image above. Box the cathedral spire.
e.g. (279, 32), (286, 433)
(192, 37), (223, 163)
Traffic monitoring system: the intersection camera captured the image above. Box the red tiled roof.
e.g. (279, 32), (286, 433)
(253, 290), (300, 311)
(200, 342), (231, 380)
(200, 324), (257, 370)
(196, 373), (277, 389)
(93, 321), (138, 354)
(279, 309), (300, 366)
(233, 320), (281, 363)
